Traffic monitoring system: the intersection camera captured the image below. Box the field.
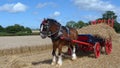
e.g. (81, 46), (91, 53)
(0, 36), (52, 56)
(0, 35), (120, 68)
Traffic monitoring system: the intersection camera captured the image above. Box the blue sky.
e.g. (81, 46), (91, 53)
(0, 0), (120, 28)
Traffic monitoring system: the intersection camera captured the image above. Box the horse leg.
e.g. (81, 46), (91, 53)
(51, 46), (57, 65)
(68, 45), (73, 55)
(57, 45), (62, 66)
(72, 45), (77, 60)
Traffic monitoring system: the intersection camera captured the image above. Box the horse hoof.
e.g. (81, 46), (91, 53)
(57, 61), (62, 66)
(56, 64), (62, 67)
(72, 58), (76, 61)
(57, 63), (62, 66)
(57, 62), (62, 66)
(72, 57), (77, 60)
(51, 62), (56, 65)
(72, 54), (77, 60)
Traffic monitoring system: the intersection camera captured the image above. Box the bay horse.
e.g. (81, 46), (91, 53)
(40, 18), (78, 66)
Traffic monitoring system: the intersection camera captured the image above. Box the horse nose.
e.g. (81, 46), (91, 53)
(40, 33), (46, 39)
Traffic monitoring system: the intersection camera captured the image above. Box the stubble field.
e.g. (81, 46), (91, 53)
(0, 35), (120, 68)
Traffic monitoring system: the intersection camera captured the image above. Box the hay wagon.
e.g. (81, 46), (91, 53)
(61, 34), (112, 58)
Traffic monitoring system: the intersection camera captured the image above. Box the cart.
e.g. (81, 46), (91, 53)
(61, 34), (112, 58)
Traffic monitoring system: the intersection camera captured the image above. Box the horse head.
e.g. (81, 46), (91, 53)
(40, 18), (61, 39)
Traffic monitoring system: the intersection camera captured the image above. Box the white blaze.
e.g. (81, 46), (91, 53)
(40, 24), (43, 32)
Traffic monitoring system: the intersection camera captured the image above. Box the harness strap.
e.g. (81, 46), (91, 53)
(50, 26), (63, 40)
(58, 26), (63, 36)
(65, 27), (70, 37)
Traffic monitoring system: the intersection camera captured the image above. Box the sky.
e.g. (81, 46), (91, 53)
(0, 0), (120, 29)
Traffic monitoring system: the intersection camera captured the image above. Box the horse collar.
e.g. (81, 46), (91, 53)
(50, 26), (63, 40)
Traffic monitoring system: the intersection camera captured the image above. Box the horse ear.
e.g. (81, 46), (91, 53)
(42, 18), (47, 24)
(43, 18), (46, 21)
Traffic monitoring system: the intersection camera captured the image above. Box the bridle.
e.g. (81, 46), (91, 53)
(40, 19), (62, 38)
(40, 20), (50, 36)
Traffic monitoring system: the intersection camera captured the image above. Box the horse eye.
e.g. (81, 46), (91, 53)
(42, 26), (47, 31)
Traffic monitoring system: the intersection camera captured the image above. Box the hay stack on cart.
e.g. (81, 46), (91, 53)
(77, 23), (117, 40)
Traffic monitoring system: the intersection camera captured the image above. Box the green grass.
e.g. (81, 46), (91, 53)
(0, 32), (13, 36)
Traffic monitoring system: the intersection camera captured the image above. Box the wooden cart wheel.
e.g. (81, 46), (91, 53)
(94, 42), (101, 58)
(105, 39), (112, 55)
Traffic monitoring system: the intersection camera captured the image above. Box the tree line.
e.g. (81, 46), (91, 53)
(66, 11), (120, 33)
(0, 24), (32, 36)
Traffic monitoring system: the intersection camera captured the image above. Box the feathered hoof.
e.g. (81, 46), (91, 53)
(56, 64), (62, 68)
(56, 61), (62, 67)
(72, 54), (77, 60)
(72, 57), (77, 61)
(51, 62), (56, 65)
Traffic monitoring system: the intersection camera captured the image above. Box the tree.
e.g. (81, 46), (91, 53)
(101, 11), (120, 33)
(72, 21), (84, 29)
(5, 25), (16, 33)
(5, 24), (32, 34)
(114, 22), (120, 33)
(0, 25), (4, 32)
(14, 24), (24, 32)
(102, 11), (117, 20)
(25, 27), (32, 33)
(66, 20), (89, 29)
(76, 21), (87, 28)
(66, 21), (76, 28)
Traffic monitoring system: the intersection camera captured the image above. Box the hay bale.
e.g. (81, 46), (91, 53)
(77, 23), (117, 39)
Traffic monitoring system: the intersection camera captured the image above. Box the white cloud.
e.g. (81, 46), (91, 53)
(53, 11), (60, 17)
(36, 3), (48, 8)
(49, 11), (61, 18)
(36, 2), (57, 8)
(0, 2), (27, 13)
(73, 0), (119, 12)
(73, 0), (120, 22)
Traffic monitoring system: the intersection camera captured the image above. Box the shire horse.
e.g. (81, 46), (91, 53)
(40, 18), (78, 66)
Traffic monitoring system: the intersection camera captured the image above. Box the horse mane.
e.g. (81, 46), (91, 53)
(47, 18), (61, 25)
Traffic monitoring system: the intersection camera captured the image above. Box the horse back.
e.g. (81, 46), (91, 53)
(62, 26), (78, 40)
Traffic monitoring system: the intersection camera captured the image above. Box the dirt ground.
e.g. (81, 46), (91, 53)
(0, 35), (120, 68)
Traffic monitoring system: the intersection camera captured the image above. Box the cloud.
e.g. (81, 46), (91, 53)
(53, 11), (60, 17)
(73, 0), (120, 22)
(73, 0), (119, 12)
(36, 2), (57, 8)
(0, 2), (27, 13)
(49, 11), (61, 18)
